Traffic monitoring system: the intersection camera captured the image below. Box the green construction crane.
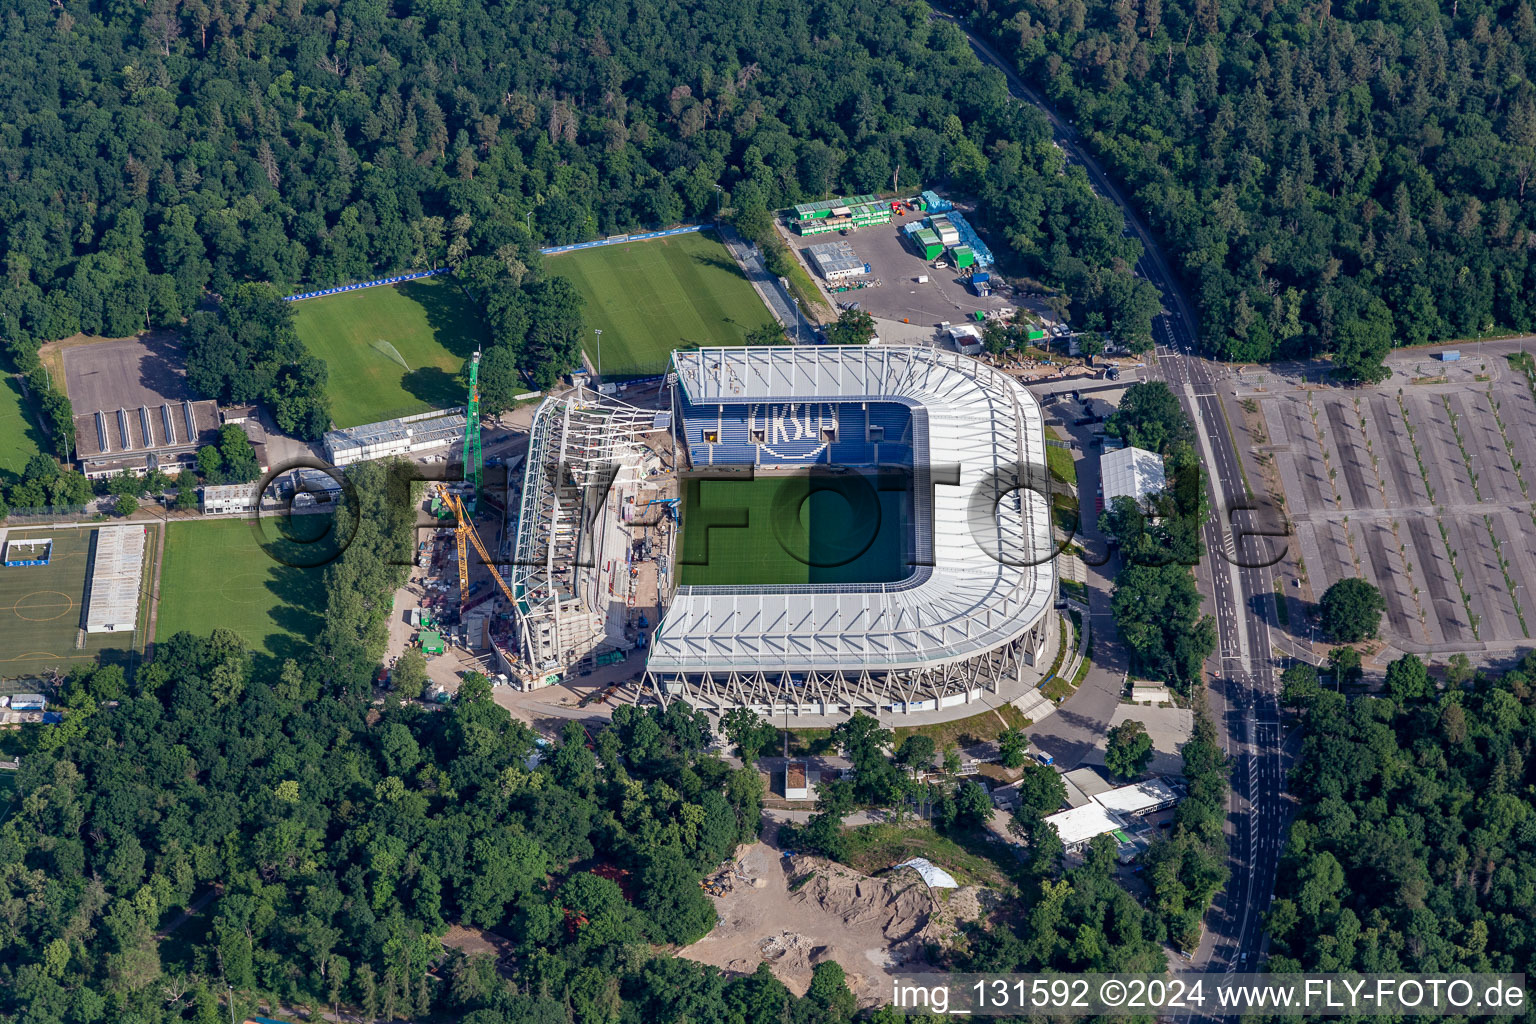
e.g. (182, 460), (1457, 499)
(462, 349), (483, 511)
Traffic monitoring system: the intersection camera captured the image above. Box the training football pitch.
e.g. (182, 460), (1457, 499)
(156, 518), (335, 665)
(677, 472), (910, 587)
(0, 527), (148, 672)
(549, 231), (776, 380)
(0, 377), (43, 480)
(291, 277), (490, 428)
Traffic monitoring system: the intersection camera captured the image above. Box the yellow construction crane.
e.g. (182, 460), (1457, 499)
(434, 483), (517, 609)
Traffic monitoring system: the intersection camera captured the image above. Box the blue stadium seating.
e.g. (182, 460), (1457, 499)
(682, 397), (911, 468)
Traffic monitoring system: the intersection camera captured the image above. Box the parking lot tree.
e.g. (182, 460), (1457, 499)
(1318, 578), (1386, 642)
(998, 726), (1029, 769)
(113, 493), (138, 518)
(824, 308), (877, 346)
(1328, 646), (1363, 686)
(1384, 654), (1431, 703)
(1331, 299), (1395, 385)
(1445, 653), (1476, 688)
(1105, 720), (1154, 780)
(1105, 381), (1193, 455)
(721, 708), (778, 765)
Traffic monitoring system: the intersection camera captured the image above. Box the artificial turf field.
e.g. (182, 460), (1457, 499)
(290, 277), (490, 428)
(549, 230), (776, 379)
(0, 527), (148, 672)
(676, 472), (910, 587)
(155, 517), (335, 666)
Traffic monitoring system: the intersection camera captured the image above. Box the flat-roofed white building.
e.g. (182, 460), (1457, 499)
(1093, 777), (1179, 817)
(202, 483), (261, 516)
(324, 410), (468, 467)
(1044, 802), (1125, 851)
(1100, 445), (1166, 506)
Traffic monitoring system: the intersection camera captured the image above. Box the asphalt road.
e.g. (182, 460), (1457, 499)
(935, 8), (1290, 974)
(715, 224), (820, 343)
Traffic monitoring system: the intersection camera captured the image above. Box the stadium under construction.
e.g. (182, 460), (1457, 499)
(506, 345), (1061, 720)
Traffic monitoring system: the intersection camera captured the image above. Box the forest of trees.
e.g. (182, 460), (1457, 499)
(0, 0), (1156, 402)
(960, 0), (1536, 372)
(0, 460), (883, 1024)
(1268, 653), (1536, 976)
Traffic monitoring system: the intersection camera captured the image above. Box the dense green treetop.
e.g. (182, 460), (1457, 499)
(0, 0), (1152, 383)
(1319, 577), (1386, 642)
(957, 0), (1536, 363)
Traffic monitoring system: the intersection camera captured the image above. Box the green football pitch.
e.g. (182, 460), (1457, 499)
(156, 518), (336, 666)
(0, 376), (43, 480)
(291, 276), (490, 428)
(0, 526), (149, 673)
(677, 472), (910, 587)
(549, 230), (776, 380)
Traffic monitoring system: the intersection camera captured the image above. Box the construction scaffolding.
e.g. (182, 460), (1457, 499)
(509, 393), (662, 677)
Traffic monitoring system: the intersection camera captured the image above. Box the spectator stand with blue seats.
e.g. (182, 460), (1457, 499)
(681, 397), (912, 469)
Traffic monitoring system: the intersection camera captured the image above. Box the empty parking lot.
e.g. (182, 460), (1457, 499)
(62, 332), (197, 412)
(1247, 350), (1536, 652)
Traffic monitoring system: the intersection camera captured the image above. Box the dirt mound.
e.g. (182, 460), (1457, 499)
(789, 858), (934, 944)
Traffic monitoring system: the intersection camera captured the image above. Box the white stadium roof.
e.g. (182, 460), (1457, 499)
(653, 346), (1055, 675)
(1100, 445), (1166, 506)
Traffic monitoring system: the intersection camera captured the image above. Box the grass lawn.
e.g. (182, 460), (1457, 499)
(548, 230), (775, 379)
(778, 250), (832, 320)
(839, 823), (1016, 890)
(290, 277), (489, 428)
(891, 703), (1033, 752)
(0, 376), (44, 480)
(677, 471), (909, 587)
(156, 518), (335, 668)
(783, 727), (837, 758)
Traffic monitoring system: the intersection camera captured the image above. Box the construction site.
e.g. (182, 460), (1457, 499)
(385, 361), (678, 705)
(681, 839), (993, 1006)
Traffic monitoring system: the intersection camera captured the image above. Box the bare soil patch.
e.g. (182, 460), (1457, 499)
(681, 842), (993, 1005)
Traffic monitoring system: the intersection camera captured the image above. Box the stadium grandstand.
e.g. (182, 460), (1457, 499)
(651, 345), (1059, 718)
(508, 392), (672, 678)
